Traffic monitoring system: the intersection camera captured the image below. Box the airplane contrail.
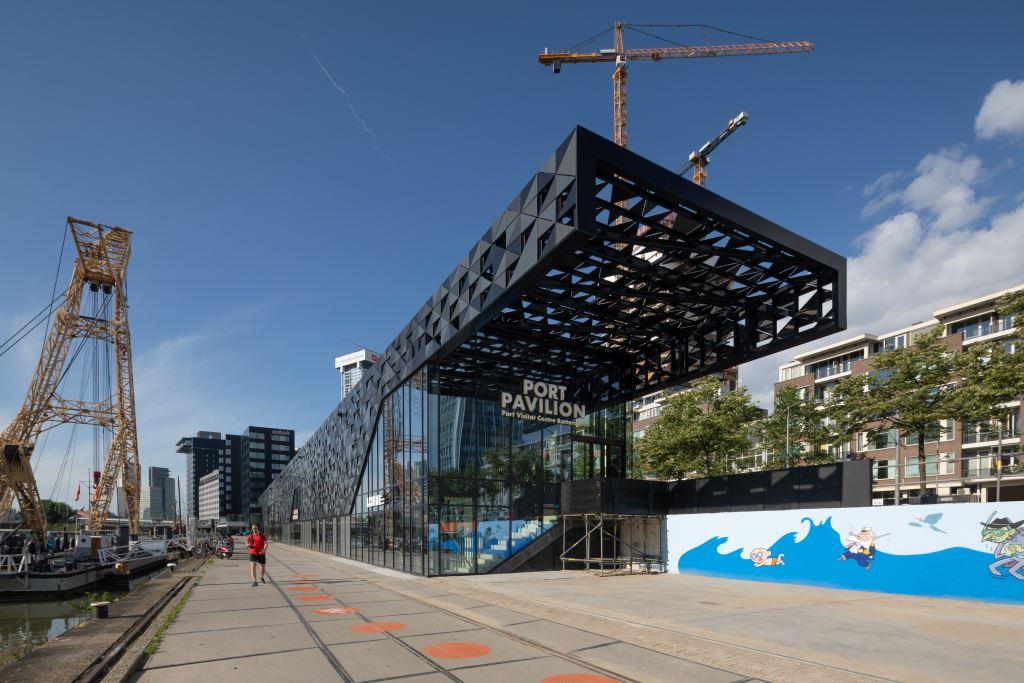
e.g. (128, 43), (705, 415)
(300, 31), (395, 173)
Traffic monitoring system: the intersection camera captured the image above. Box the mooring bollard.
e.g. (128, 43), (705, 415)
(91, 601), (110, 619)
(167, 562), (177, 573)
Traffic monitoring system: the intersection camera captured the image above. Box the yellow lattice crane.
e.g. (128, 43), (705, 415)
(0, 218), (141, 542)
(681, 111), (748, 187)
(539, 22), (813, 149)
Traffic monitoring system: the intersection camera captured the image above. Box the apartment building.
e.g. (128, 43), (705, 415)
(775, 285), (1022, 505)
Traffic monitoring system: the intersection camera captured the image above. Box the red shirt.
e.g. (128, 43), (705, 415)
(247, 533), (267, 555)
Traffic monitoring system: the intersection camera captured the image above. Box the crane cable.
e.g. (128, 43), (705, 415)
(0, 227), (69, 359)
(566, 26), (613, 53)
(626, 24), (775, 44)
(0, 292), (67, 359)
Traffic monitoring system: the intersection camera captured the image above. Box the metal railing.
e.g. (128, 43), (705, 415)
(872, 452), (1024, 482)
(0, 552), (29, 575)
(963, 428), (1021, 445)
(961, 318), (1015, 340)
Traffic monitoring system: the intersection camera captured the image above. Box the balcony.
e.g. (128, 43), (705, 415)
(963, 428), (1021, 445)
(962, 453), (1024, 480)
(960, 317), (1015, 343)
(814, 365), (852, 381)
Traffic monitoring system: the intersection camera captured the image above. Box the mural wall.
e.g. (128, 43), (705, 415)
(668, 502), (1024, 604)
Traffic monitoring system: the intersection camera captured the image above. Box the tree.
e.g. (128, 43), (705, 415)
(635, 376), (762, 479)
(757, 385), (834, 469)
(41, 499), (75, 527)
(956, 292), (1024, 497)
(826, 328), (960, 497)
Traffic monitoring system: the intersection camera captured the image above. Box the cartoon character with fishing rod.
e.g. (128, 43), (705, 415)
(838, 526), (890, 570)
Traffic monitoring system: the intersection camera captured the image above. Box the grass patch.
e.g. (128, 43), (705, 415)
(143, 560), (208, 656)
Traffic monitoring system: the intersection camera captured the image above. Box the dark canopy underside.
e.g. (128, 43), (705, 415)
(261, 126), (846, 522)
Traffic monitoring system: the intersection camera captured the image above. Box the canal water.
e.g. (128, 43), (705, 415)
(0, 571), (162, 667)
(0, 599), (88, 668)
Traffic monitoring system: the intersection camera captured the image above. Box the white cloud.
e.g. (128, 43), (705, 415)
(901, 148), (992, 231)
(859, 148), (991, 230)
(742, 139), (1023, 411)
(975, 79), (1024, 140)
(863, 170), (902, 197)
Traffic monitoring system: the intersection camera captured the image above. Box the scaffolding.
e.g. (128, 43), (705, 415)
(560, 513), (665, 575)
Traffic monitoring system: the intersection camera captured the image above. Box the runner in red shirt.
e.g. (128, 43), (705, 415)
(246, 524), (269, 586)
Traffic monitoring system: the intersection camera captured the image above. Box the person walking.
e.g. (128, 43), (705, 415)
(246, 524), (268, 586)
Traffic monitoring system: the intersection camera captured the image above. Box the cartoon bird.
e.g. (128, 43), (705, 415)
(908, 513), (946, 534)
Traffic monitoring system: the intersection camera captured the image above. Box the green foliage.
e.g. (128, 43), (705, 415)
(66, 590), (116, 612)
(41, 499), (75, 526)
(956, 291), (1024, 433)
(635, 376), (762, 479)
(758, 385), (834, 469)
(826, 328), (960, 495)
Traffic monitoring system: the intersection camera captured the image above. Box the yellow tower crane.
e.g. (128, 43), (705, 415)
(539, 23), (813, 149)
(681, 111), (748, 187)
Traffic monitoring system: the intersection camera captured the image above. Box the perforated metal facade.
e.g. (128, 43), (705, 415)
(260, 126), (847, 539)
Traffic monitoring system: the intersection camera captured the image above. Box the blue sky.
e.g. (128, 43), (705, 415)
(2, 1), (1024, 504)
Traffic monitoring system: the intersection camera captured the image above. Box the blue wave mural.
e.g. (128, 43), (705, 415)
(675, 510), (1024, 604)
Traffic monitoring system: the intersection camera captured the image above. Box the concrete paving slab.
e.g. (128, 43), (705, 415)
(429, 594), (490, 609)
(167, 606), (298, 634)
(458, 605), (537, 627)
(137, 647), (337, 682)
(353, 599), (438, 617)
(311, 618), (391, 645)
(334, 589), (407, 603)
(359, 610), (478, 638)
(452, 655), (623, 683)
(178, 595), (289, 614)
(328, 639), (437, 681)
(145, 622), (316, 669)
(574, 641), (741, 683)
(504, 619), (617, 652)
(401, 628), (548, 669)
(294, 603), (367, 622)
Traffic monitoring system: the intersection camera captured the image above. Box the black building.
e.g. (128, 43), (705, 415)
(175, 431), (241, 520)
(260, 126), (847, 576)
(240, 426), (296, 523)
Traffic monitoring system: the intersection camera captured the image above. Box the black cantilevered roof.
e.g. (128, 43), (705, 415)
(262, 126), (846, 521)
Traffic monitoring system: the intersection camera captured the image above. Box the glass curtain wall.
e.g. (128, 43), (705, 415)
(290, 336), (632, 576)
(349, 367), (428, 575)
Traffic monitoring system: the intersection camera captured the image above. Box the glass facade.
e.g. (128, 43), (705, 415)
(278, 350), (632, 575)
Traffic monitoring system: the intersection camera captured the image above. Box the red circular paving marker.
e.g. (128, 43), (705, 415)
(422, 642), (491, 659)
(541, 676), (621, 683)
(288, 586), (320, 592)
(350, 621), (407, 633)
(313, 607), (359, 616)
(295, 594), (331, 602)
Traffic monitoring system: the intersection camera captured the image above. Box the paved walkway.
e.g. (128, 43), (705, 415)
(137, 545), (747, 683)
(135, 544), (1024, 682)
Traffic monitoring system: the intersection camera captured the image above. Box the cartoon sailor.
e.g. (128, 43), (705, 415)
(749, 547), (784, 567)
(980, 516), (1024, 580)
(839, 526), (877, 570)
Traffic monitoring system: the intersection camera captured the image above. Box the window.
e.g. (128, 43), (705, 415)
(872, 458), (895, 480)
(779, 365), (803, 381)
(807, 350), (864, 380)
(859, 429), (897, 451)
(951, 314), (1014, 340)
(902, 454), (947, 478)
(904, 419), (954, 445)
(873, 334), (906, 354)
